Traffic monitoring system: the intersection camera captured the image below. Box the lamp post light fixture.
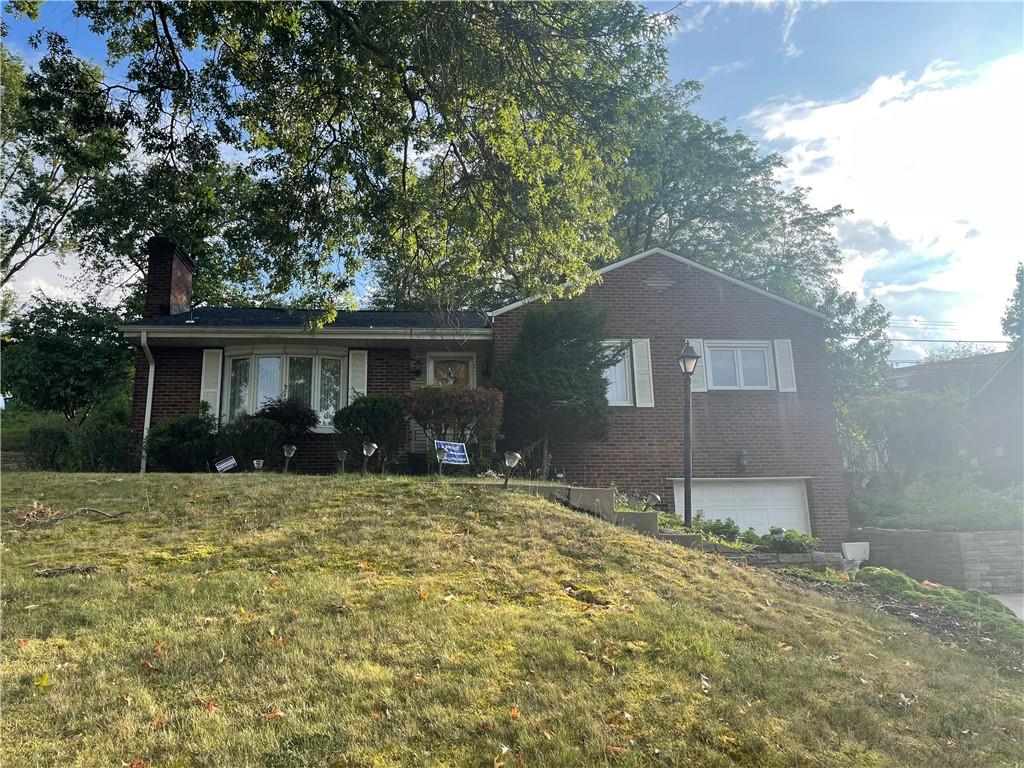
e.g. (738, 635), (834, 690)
(361, 442), (377, 475)
(435, 445), (449, 478)
(642, 492), (662, 512)
(503, 451), (522, 488)
(677, 340), (701, 528)
(282, 444), (297, 473)
(770, 526), (786, 542)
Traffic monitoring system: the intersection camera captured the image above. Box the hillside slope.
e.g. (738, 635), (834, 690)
(2, 473), (1021, 767)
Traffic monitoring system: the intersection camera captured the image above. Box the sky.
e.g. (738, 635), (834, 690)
(5, 1), (1024, 361)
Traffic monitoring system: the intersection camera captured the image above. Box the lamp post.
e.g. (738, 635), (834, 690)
(677, 340), (701, 528)
(503, 451), (522, 489)
(282, 444), (297, 473)
(435, 445), (449, 479)
(361, 442), (377, 475)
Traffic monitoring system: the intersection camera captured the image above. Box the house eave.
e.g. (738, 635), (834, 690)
(119, 325), (494, 342)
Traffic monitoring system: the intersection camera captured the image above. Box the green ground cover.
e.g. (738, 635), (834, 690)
(2, 473), (1022, 767)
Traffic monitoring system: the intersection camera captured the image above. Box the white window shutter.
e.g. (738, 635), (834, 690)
(690, 338), (708, 392)
(348, 350), (368, 404)
(199, 349), (223, 422)
(774, 339), (797, 392)
(631, 338), (655, 408)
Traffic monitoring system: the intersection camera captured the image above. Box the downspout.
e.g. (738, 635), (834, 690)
(140, 331), (155, 473)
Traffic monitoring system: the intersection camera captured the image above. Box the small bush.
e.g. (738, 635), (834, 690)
(218, 415), (285, 470)
(255, 396), (319, 444)
(692, 514), (741, 541)
(850, 476), (1023, 531)
(23, 424), (74, 470)
(738, 528), (822, 553)
(144, 404), (218, 472)
(403, 386), (503, 464)
(20, 408), (139, 472)
(333, 395), (407, 471)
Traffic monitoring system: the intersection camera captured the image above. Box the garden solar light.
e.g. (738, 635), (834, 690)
(503, 451), (522, 488)
(361, 442), (377, 474)
(642, 492), (662, 511)
(337, 450), (348, 474)
(282, 444), (297, 472)
(253, 459), (264, 471)
(770, 526), (785, 541)
(435, 445), (449, 478)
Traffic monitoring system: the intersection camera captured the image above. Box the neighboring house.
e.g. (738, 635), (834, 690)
(889, 352), (1009, 396)
(122, 240), (849, 548)
(962, 346), (1023, 489)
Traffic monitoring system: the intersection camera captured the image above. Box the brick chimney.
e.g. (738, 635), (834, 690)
(143, 236), (195, 318)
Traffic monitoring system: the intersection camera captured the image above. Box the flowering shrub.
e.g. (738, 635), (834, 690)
(402, 386), (503, 461)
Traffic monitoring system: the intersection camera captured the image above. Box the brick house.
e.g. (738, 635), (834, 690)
(123, 240), (849, 547)
(962, 346), (1023, 489)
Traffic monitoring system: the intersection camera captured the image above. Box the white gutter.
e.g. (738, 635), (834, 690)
(118, 326), (493, 341)
(139, 331), (155, 473)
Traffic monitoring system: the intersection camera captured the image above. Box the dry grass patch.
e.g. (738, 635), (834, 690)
(1, 472), (1022, 767)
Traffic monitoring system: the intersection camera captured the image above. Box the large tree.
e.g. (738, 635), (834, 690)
(31, 0), (672, 314)
(1, 40), (128, 286)
(1, 295), (133, 422)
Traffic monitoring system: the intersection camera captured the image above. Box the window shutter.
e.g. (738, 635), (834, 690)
(199, 349), (223, 422)
(774, 339), (797, 392)
(631, 338), (655, 408)
(690, 338), (708, 392)
(348, 350), (368, 404)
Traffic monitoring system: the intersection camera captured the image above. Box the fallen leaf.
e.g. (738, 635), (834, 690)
(261, 707), (285, 721)
(196, 696), (220, 715)
(443, 594), (457, 605)
(123, 759), (148, 768)
(148, 717), (164, 731)
(33, 673), (51, 688)
(417, 589), (427, 601)
(141, 660), (159, 674)
(154, 641), (166, 657)
(357, 561), (375, 572)
(775, 643), (793, 653)
(17, 639), (28, 648)
(508, 706), (520, 721)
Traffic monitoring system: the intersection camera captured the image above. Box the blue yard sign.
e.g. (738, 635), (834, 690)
(434, 440), (470, 465)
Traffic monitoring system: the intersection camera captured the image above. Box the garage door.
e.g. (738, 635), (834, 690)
(672, 479), (811, 534)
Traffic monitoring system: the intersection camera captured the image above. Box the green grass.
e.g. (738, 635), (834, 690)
(2, 473), (1022, 767)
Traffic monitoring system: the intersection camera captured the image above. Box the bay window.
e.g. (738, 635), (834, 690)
(223, 351), (348, 429)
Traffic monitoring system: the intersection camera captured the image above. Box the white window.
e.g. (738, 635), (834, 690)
(222, 351), (348, 431)
(705, 342), (775, 391)
(604, 341), (633, 406)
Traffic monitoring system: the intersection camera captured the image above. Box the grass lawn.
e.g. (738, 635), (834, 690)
(2, 472), (1022, 767)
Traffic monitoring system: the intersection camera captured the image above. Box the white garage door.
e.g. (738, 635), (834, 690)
(672, 479), (811, 534)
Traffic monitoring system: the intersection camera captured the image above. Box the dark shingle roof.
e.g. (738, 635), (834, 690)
(125, 307), (489, 330)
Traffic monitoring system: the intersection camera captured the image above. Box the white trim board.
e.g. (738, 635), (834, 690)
(667, 476), (814, 482)
(120, 327), (493, 342)
(488, 248), (827, 320)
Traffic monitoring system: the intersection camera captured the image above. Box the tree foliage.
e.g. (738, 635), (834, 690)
(24, 1), (672, 314)
(494, 303), (624, 473)
(1002, 262), (1022, 349)
(402, 387), (503, 463)
(1, 295), (133, 421)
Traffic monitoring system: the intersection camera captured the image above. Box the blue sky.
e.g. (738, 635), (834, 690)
(5, 2), (1023, 359)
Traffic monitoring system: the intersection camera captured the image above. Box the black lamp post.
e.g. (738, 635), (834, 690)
(677, 340), (701, 527)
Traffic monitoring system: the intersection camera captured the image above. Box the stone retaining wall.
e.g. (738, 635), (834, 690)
(852, 527), (1024, 593)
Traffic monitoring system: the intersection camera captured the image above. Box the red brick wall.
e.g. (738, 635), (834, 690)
(143, 237), (194, 318)
(130, 346), (415, 475)
(491, 253), (849, 548)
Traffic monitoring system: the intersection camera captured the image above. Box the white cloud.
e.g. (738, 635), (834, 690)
(676, 4), (713, 34)
(781, 3), (802, 58)
(702, 60), (749, 80)
(747, 52), (1024, 357)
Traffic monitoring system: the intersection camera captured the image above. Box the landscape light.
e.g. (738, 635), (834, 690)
(435, 445), (448, 478)
(361, 442), (378, 475)
(337, 450), (348, 474)
(770, 526), (786, 541)
(642, 492), (662, 511)
(503, 451), (522, 488)
(282, 444), (297, 472)
(253, 459), (264, 471)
